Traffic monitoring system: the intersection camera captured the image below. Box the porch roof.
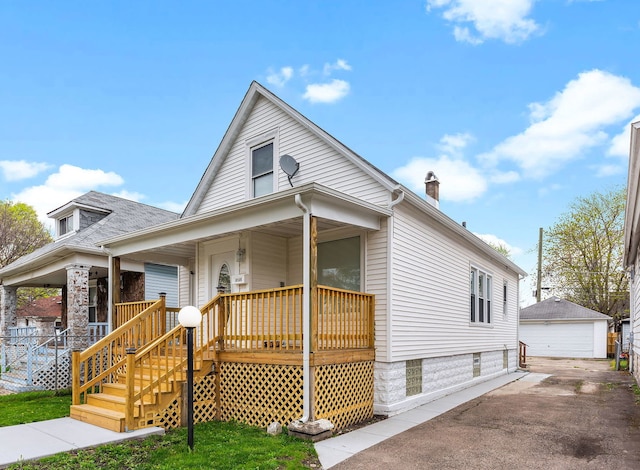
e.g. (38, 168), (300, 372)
(99, 183), (392, 263)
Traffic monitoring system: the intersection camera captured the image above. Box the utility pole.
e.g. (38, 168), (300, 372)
(537, 227), (543, 303)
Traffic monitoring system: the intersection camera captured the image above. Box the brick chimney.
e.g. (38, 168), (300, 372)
(425, 171), (440, 208)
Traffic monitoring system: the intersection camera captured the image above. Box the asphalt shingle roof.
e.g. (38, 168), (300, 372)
(0, 191), (178, 275)
(520, 297), (611, 321)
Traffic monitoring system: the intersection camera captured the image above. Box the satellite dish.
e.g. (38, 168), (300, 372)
(279, 154), (300, 187)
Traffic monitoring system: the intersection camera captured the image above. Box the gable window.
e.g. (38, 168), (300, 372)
(252, 142), (274, 197)
(58, 214), (74, 236)
(470, 266), (492, 324)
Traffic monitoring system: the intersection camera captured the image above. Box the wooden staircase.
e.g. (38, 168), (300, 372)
(70, 354), (192, 432)
(70, 298), (219, 432)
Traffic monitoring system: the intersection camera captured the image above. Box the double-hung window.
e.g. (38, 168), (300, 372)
(252, 142), (274, 197)
(58, 214), (74, 236)
(470, 267), (492, 324)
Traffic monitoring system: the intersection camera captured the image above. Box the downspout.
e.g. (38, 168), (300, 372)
(294, 194), (311, 423)
(101, 246), (113, 334)
(386, 188), (404, 362)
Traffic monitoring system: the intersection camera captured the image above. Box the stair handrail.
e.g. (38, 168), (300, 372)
(30, 328), (72, 378)
(1, 327), (60, 374)
(72, 298), (166, 406)
(123, 294), (224, 431)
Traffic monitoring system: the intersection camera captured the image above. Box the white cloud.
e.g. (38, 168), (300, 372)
(110, 189), (144, 202)
(473, 232), (523, 256)
(323, 59), (352, 75)
(479, 69), (640, 178)
(426, 0), (540, 45)
(266, 66), (294, 87)
(438, 132), (474, 155)
(11, 164), (126, 225)
(489, 170), (520, 184)
(593, 164), (623, 178)
(0, 160), (52, 181)
(608, 113), (640, 157)
(392, 155), (487, 202)
(303, 79), (350, 104)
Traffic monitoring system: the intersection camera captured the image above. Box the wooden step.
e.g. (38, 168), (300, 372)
(87, 393), (148, 414)
(103, 381), (174, 397)
(70, 404), (126, 432)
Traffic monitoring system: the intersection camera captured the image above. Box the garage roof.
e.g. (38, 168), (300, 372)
(520, 297), (611, 321)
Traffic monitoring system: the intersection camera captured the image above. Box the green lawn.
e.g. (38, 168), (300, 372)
(1, 391), (319, 469)
(0, 390), (72, 427)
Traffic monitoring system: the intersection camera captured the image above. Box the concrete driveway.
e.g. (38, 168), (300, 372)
(332, 357), (640, 469)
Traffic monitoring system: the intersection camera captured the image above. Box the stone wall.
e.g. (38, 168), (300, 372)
(374, 348), (514, 416)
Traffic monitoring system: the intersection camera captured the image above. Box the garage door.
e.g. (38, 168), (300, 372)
(520, 322), (594, 358)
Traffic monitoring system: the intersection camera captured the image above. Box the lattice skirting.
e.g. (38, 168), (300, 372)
(150, 359), (373, 432)
(33, 351), (72, 390)
(219, 362), (303, 428)
(314, 361), (374, 431)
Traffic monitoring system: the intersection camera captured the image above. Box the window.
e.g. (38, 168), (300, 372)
(59, 214), (74, 236)
(318, 236), (361, 291)
(470, 267), (492, 324)
(217, 263), (231, 294)
(252, 142), (274, 197)
(88, 284), (97, 323)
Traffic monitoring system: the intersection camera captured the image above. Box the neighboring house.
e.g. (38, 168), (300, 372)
(520, 297), (610, 359)
(16, 295), (63, 338)
(96, 81), (527, 421)
(0, 191), (180, 351)
(624, 120), (640, 383)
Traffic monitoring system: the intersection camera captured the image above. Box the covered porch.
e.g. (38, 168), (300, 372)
(71, 184), (388, 432)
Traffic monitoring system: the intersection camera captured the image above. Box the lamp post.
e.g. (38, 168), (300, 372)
(178, 305), (202, 450)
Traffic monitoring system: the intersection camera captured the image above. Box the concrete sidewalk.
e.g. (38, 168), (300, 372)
(315, 370), (530, 469)
(0, 417), (163, 468)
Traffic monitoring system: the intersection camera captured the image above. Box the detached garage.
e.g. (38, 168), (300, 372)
(520, 297), (611, 359)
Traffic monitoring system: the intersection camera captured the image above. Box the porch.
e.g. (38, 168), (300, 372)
(70, 284), (375, 433)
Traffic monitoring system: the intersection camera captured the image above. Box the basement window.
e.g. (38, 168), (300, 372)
(406, 359), (422, 397)
(473, 353), (481, 377)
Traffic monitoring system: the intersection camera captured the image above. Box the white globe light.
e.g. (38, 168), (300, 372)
(178, 306), (202, 328)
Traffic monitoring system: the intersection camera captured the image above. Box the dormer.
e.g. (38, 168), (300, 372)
(48, 200), (111, 240)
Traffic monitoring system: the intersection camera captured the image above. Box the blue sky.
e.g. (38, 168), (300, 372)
(1, 1), (639, 305)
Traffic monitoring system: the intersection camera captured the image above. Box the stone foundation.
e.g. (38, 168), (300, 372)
(374, 349), (518, 416)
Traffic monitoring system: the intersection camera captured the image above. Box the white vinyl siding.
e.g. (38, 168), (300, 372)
(250, 232), (288, 290)
(389, 204), (518, 361)
(145, 263), (179, 308)
(366, 218), (389, 360)
(178, 264), (193, 307)
(195, 96), (388, 214)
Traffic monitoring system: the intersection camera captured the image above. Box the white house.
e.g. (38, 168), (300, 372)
(98, 81), (526, 418)
(520, 297), (610, 359)
(623, 120), (640, 383)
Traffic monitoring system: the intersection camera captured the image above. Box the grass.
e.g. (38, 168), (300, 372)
(1, 390), (319, 469)
(0, 390), (72, 427)
(8, 420), (319, 469)
(633, 383), (640, 405)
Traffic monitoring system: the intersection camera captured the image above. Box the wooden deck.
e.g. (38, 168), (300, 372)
(71, 285), (375, 432)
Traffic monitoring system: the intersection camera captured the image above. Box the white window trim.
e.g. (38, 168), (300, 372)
(470, 265), (493, 326)
(246, 128), (279, 198)
(56, 208), (79, 240)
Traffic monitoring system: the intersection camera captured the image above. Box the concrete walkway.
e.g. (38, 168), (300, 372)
(315, 370), (531, 469)
(0, 371), (532, 469)
(0, 417), (164, 468)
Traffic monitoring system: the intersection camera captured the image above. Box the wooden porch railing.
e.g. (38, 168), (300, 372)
(72, 298), (166, 406)
(519, 340), (527, 368)
(114, 300), (158, 327)
(315, 286), (375, 350)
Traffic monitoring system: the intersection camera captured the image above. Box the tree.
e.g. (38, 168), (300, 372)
(487, 242), (511, 259)
(0, 201), (57, 307)
(540, 186), (628, 320)
(0, 200), (52, 268)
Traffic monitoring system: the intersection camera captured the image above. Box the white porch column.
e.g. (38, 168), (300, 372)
(66, 264), (90, 350)
(0, 285), (18, 340)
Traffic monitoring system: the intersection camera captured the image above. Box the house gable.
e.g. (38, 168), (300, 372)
(184, 82), (395, 217)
